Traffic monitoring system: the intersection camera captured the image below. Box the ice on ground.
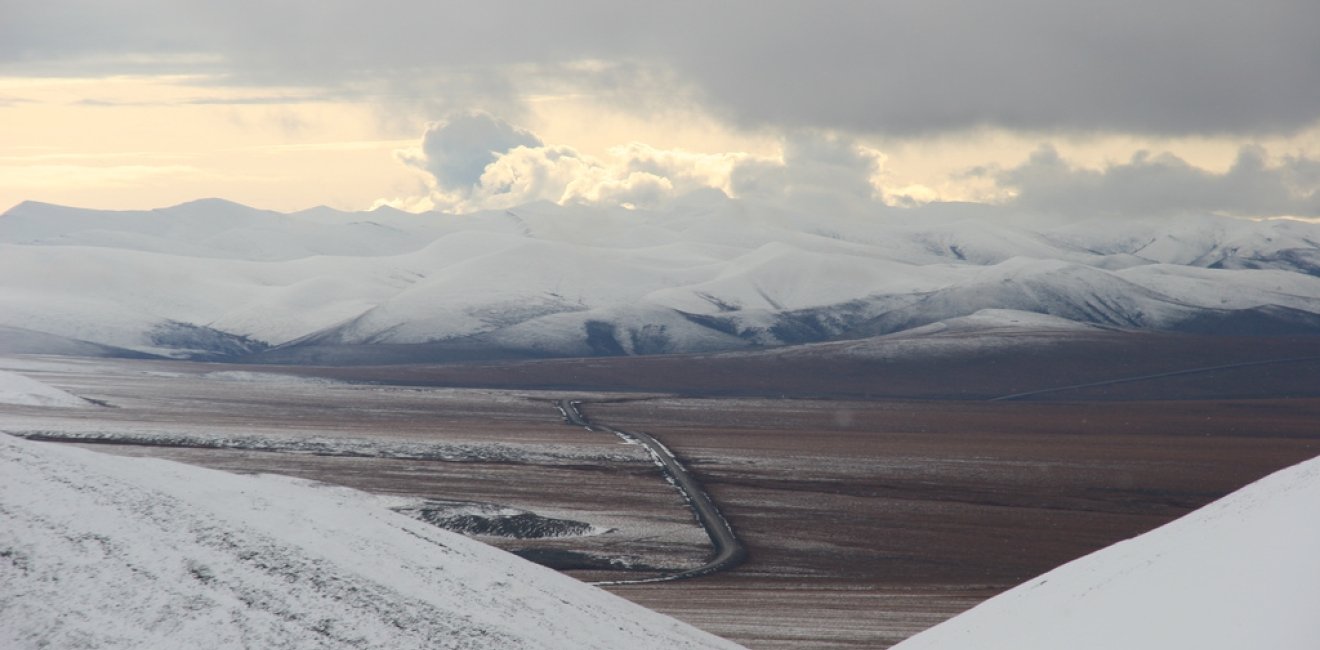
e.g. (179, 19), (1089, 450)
(0, 434), (745, 650)
(893, 453), (1320, 650)
(202, 370), (342, 385)
(0, 369), (87, 407)
(888, 308), (1109, 337)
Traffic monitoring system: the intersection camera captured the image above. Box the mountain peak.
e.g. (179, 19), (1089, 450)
(160, 197), (267, 215)
(2, 200), (78, 218)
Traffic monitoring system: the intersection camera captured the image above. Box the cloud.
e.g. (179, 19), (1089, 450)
(400, 113), (542, 192)
(730, 132), (884, 212)
(473, 145), (671, 209)
(392, 122), (1320, 220)
(672, 1), (1320, 137)
(0, 163), (204, 189)
(396, 112), (735, 210)
(990, 144), (1320, 218)
(413, 139), (749, 212)
(396, 115), (890, 214)
(8, 1), (1320, 137)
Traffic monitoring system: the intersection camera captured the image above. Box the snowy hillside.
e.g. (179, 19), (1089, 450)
(893, 453), (1320, 650)
(3, 197), (1320, 360)
(0, 434), (744, 650)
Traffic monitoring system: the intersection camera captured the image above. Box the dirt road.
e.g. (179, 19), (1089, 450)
(557, 399), (747, 584)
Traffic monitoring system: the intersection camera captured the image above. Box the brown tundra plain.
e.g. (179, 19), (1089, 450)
(5, 331), (1319, 648)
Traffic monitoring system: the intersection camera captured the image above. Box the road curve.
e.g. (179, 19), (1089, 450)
(555, 399), (747, 585)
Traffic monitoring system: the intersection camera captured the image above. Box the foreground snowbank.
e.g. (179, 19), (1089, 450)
(894, 454), (1320, 650)
(0, 435), (743, 650)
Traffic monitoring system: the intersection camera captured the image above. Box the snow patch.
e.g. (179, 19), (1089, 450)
(893, 309), (1107, 337)
(0, 370), (88, 407)
(202, 370), (342, 385)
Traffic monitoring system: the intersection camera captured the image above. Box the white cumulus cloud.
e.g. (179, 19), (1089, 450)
(399, 113), (542, 193)
(391, 113), (888, 215)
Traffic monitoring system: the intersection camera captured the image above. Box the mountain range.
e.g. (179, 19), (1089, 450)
(4, 195), (1319, 363)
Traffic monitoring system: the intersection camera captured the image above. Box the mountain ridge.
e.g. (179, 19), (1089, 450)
(4, 198), (1319, 362)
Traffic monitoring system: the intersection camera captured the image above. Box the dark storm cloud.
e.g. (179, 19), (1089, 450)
(402, 113), (543, 192)
(730, 131), (881, 212)
(990, 145), (1320, 218)
(5, 1), (1320, 136)
(673, 1), (1320, 136)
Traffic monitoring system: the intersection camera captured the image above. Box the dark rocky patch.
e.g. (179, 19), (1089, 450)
(629, 324), (672, 355)
(1171, 304), (1320, 336)
(149, 321), (269, 360)
(510, 549), (659, 572)
(584, 320), (627, 356)
(395, 501), (598, 539)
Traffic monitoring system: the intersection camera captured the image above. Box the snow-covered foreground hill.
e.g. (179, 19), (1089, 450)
(3, 196), (1320, 361)
(893, 453), (1320, 650)
(0, 435), (745, 650)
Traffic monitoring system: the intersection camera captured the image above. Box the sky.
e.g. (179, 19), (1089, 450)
(3, 1), (1320, 219)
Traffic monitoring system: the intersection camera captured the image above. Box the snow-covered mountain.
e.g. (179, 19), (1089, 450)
(892, 452), (1320, 650)
(0, 433), (745, 650)
(3, 196), (1320, 361)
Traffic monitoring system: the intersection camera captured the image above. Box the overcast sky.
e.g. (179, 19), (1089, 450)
(3, 1), (1319, 218)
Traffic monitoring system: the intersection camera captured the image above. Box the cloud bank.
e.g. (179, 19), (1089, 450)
(391, 113), (1320, 221)
(992, 145), (1320, 218)
(10, 3), (1320, 217)
(7, 1), (1320, 137)
(393, 113), (888, 214)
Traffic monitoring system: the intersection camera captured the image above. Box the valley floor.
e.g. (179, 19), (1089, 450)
(3, 354), (1318, 648)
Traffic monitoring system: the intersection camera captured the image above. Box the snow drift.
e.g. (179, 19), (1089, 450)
(893, 453), (1320, 650)
(0, 434), (744, 650)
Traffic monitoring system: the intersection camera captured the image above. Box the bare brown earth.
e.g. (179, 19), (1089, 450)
(0, 361), (712, 574)
(286, 331), (1320, 400)
(586, 397), (1320, 647)
(5, 332), (1320, 648)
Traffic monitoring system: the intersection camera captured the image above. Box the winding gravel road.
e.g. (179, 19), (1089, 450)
(556, 399), (747, 585)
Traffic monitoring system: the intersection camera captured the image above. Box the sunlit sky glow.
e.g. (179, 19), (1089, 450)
(3, 2), (1319, 218)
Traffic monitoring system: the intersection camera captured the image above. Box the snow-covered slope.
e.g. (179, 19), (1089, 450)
(3, 197), (1320, 360)
(0, 434), (744, 650)
(893, 453), (1320, 650)
(0, 370), (88, 407)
